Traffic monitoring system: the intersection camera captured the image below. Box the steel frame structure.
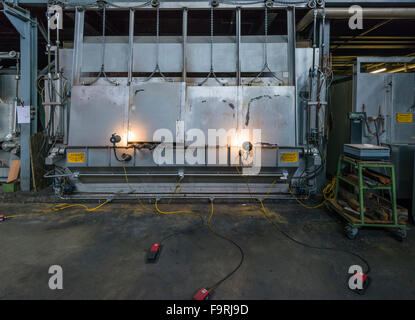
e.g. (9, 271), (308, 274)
(2, 2), (38, 191)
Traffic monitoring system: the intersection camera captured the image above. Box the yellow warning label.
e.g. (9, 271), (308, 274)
(67, 152), (85, 163)
(281, 152), (298, 163)
(396, 113), (413, 123)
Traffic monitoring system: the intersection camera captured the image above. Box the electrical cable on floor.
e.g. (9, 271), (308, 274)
(147, 198), (205, 263)
(287, 177), (336, 209)
(205, 199), (245, 294)
(235, 165), (371, 277)
(53, 200), (110, 212)
(5, 212), (54, 219)
(4, 199), (111, 220)
(258, 200), (370, 275)
(156, 209), (205, 246)
(154, 199), (195, 215)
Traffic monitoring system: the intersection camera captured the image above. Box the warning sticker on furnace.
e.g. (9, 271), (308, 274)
(396, 113), (413, 123)
(280, 152), (298, 163)
(67, 152), (85, 163)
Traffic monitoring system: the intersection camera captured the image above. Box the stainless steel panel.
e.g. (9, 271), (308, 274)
(391, 74), (415, 144)
(79, 36), (288, 73)
(185, 86), (238, 147)
(68, 85), (129, 147)
(129, 82), (185, 143)
(82, 42), (129, 73)
(88, 148), (110, 167)
(135, 149), (156, 167)
(355, 72), (415, 145)
(242, 86), (296, 147)
(0, 102), (14, 141)
(355, 73), (389, 144)
(0, 74), (18, 103)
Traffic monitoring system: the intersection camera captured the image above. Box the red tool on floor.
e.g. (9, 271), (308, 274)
(349, 271), (371, 295)
(193, 288), (210, 300)
(147, 243), (161, 263)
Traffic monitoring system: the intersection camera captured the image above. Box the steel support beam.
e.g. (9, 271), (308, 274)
(286, 6), (296, 87)
(128, 8), (134, 85)
(182, 7), (187, 82)
(236, 6), (241, 86)
(72, 7), (84, 85)
(3, 2), (38, 191)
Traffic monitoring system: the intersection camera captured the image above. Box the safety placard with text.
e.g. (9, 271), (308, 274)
(280, 152), (299, 163)
(67, 152), (85, 163)
(396, 113), (413, 123)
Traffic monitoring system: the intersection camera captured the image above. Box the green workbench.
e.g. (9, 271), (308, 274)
(327, 155), (407, 241)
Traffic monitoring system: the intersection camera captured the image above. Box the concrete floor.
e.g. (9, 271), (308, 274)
(0, 199), (414, 300)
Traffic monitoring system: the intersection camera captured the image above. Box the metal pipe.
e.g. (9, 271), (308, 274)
(389, 63), (415, 73)
(128, 9), (135, 85)
(73, 173), (285, 177)
(287, 6), (296, 87)
(182, 7), (187, 82)
(297, 8), (415, 32)
(312, 8), (317, 72)
(236, 6), (241, 86)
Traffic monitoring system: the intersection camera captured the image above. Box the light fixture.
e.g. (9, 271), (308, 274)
(370, 68), (387, 74)
(128, 130), (136, 142)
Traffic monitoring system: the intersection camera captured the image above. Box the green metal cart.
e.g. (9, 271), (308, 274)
(327, 155), (407, 240)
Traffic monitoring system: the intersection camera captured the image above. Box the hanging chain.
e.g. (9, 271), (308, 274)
(83, 3), (118, 86)
(264, 4), (268, 66)
(156, 5), (160, 69)
(199, 5), (224, 86)
(100, 4), (107, 72)
(210, 6), (214, 71)
(143, 4), (169, 82)
(249, 4), (283, 85)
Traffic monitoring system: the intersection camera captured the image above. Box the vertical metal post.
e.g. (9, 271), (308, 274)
(3, 3), (37, 191)
(391, 165), (398, 226)
(20, 20), (32, 192)
(236, 7), (241, 86)
(182, 7), (188, 82)
(412, 151), (415, 222)
(31, 18), (38, 135)
(287, 6), (297, 145)
(319, 18), (330, 65)
(318, 18), (330, 105)
(287, 6), (296, 87)
(72, 8), (85, 86)
(358, 164), (365, 224)
(128, 9), (135, 85)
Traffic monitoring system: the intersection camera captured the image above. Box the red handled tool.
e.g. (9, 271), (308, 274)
(193, 288), (210, 300)
(350, 271), (370, 295)
(147, 243), (161, 263)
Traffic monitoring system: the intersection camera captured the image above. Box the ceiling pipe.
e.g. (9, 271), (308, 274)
(389, 63), (415, 73)
(297, 8), (415, 32)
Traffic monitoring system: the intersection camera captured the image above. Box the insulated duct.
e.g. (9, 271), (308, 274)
(297, 8), (415, 32)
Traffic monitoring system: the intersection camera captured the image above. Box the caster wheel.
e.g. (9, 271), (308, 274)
(345, 225), (358, 240)
(393, 228), (407, 242)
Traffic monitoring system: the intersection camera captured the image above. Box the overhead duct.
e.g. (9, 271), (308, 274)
(297, 8), (415, 32)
